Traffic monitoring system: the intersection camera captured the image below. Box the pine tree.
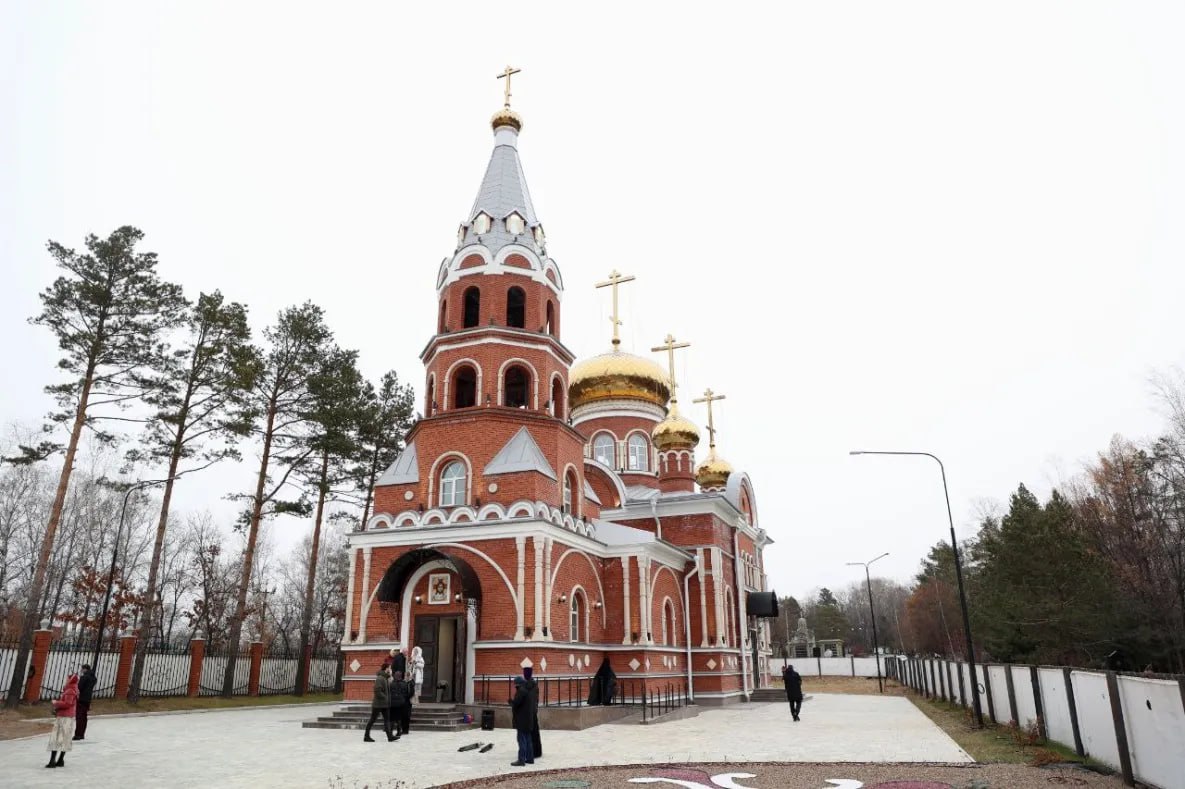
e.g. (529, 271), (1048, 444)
(4, 227), (184, 708)
(352, 371), (416, 527)
(127, 292), (258, 702)
(293, 348), (365, 695)
(221, 303), (333, 697)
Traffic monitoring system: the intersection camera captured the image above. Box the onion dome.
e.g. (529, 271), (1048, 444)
(491, 107), (523, 132)
(568, 350), (671, 412)
(695, 449), (734, 490)
(652, 404), (700, 451)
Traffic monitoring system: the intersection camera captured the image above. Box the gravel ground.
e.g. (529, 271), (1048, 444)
(438, 761), (1124, 788)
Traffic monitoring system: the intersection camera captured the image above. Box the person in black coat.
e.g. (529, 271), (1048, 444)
(364, 666), (395, 742)
(524, 667), (542, 759)
(783, 663), (804, 721)
(509, 674), (536, 766)
(389, 670), (409, 740)
(73, 664), (97, 741)
(587, 657), (617, 706)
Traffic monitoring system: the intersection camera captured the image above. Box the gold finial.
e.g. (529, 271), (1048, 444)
(497, 65), (521, 109)
(595, 270), (636, 350)
(651, 334), (691, 406)
(693, 387), (727, 450)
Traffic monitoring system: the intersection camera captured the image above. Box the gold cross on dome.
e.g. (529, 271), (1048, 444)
(497, 65), (521, 109)
(650, 334), (691, 405)
(693, 388), (727, 449)
(595, 269), (636, 349)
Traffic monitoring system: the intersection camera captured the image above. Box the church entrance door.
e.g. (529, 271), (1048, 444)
(414, 614), (466, 703)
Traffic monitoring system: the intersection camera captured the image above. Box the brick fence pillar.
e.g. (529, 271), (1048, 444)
(23, 623), (54, 703)
(187, 637), (205, 698)
(115, 631), (137, 699)
(248, 641), (263, 696)
(300, 643), (313, 695)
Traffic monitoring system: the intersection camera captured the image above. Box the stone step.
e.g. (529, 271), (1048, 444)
(302, 719), (478, 732)
(324, 710), (464, 720)
(315, 715), (468, 725)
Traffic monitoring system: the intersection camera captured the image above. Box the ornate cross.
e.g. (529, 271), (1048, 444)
(497, 65), (521, 109)
(595, 269), (636, 349)
(693, 388), (727, 448)
(651, 334), (691, 405)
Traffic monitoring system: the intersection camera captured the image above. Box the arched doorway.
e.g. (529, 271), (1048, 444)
(375, 549), (483, 703)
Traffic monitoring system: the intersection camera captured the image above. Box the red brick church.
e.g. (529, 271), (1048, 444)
(341, 81), (776, 708)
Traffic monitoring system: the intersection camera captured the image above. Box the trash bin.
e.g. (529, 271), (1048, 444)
(481, 709), (495, 731)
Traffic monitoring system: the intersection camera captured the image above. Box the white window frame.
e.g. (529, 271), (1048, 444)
(569, 595), (582, 642)
(439, 461), (466, 507)
(627, 434), (649, 472)
(592, 433), (615, 467)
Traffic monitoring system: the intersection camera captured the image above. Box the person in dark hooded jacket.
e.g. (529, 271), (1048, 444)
(587, 657), (617, 705)
(364, 666), (395, 742)
(389, 670), (409, 739)
(74, 663), (97, 740)
(783, 663), (804, 721)
(509, 672), (536, 766)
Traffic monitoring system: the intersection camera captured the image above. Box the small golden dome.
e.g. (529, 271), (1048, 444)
(491, 108), (523, 132)
(569, 351), (671, 412)
(695, 450), (734, 490)
(652, 407), (700, 451)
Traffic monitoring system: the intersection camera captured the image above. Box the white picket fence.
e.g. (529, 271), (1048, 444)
(891, 656), (1185, 789)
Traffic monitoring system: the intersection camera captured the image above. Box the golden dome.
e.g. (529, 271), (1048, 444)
(491, 108), (523, 132)
(695, 450), (734, 490)
(569, 351), (671, 412)
(652, 407), (700, 451)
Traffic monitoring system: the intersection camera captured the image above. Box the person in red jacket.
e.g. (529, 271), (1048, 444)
(46, 672), (79, 768)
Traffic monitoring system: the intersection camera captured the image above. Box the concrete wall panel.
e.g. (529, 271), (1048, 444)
(1072, 670), (1120, 770)
(1011, 665), (1038, 729)
(986, 665), (1011, 722)
(1117, 674), (1185, 789)
(1038, 667), (1075, 751)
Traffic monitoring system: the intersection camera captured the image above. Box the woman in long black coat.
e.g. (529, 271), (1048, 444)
(587, 658), (617, 705)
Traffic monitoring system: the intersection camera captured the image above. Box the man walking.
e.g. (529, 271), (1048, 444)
(73, 664), (96, 741)
(783, 663), (803, 721)
(363, 666), (395, 742)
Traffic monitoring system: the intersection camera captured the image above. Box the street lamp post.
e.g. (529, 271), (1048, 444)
(849, 450), (985, 728)
(846, 552), (888, 693)
(92, 476), (176, 671)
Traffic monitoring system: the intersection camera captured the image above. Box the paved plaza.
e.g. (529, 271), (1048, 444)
(0, 694), (971, 788)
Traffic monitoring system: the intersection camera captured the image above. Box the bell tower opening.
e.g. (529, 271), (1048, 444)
(463, 286), (481, 328)
(506, 286), (526, 329)
(503, 365), (530, 408)
(452, 365), (478, 409)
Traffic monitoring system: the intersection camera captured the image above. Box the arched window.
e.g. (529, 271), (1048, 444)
(426, 376), (436, 415)
(506, 286), (526, 328)
(545, 302), (556, 336)
(438, 300), (448, 333)
(452, 365), (477, 409)
(627, 434), (649, 472)
(502, 365), (529, 408)
(462, 286), (480, 328)
(663, 599), (676, 646)
(570, 591), (585, 643)
(550, 376), (564, 420)
(724, 588), (734, 647)
(562, 470), (577, 515)
(592, 433), (615, 467)
(439, 461), (467, 507)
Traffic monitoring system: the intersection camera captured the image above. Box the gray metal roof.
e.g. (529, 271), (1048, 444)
(376, 441), (419, 485)
(458, 127), (543, 256)
(483, 427), (557, 480)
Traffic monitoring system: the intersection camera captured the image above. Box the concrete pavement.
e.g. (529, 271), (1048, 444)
(0, 693), (971, 788)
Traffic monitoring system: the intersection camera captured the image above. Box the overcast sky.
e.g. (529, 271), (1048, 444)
(3, 2), (1184, 603)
